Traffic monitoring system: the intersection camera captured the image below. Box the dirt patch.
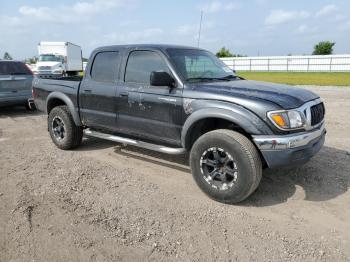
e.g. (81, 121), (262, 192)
(1, 86), (350, 261)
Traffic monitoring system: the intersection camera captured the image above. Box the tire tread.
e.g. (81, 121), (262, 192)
(190, 129), (262, 204)
(48, 105), (82, 150)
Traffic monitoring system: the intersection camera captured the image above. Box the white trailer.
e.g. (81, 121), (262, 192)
(34, 42), (83, 77)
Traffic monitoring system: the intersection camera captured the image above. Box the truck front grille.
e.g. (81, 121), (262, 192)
(38, 66), (51, 70)
(310, 102), (325, 126)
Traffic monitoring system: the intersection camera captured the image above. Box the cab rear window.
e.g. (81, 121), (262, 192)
(0, 61), (32, 75)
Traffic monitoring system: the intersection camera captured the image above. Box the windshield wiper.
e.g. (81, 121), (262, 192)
(218, 75), (243, 80)
(186, 75), (242, 82)
(229, 75), (245, 80)
(186, 77), (231, 82)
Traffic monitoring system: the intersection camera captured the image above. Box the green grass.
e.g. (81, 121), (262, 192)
(237, 72), (350, 86)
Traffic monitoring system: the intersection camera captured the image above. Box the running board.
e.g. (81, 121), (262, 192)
(83, 129), (186, 155)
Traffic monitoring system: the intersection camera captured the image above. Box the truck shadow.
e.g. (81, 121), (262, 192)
(0, 106), (43, 118)
(77, 138), (190, 173)
(112, 144), (349, 206)
(78, 137), (118, 151)
(77, 137), (349, 206)
(113, 145), (190, 173)
(245, 146), (350, 207)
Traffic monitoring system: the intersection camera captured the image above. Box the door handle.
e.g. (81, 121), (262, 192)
(120, 91), (128, 97)
(84, 89), (92, 93)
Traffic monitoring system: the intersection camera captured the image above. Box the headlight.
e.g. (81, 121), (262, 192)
(267, 110), (305, 130)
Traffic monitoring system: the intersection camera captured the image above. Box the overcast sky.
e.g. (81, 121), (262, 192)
(1, 0), (349, 59)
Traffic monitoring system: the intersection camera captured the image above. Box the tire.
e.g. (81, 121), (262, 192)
(190, 129), (262, 204)
(48, 105), (83, 150)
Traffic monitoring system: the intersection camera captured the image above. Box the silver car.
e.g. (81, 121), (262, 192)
(0, 60), (34, 108)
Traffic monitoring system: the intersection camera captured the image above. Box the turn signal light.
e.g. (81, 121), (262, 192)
(270, 114), (287, 128)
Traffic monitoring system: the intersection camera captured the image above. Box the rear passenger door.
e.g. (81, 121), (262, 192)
(79, 51), (121, 131)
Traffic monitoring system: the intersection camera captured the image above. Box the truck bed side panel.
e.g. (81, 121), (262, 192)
(33, 78), (80, 114)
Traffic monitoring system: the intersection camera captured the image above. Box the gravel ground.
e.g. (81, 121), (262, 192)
(0, 86), (349, 262)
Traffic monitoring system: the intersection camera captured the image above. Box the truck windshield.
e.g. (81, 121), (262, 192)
(39, 55), (63, 62)
(167, 48), (237, 82)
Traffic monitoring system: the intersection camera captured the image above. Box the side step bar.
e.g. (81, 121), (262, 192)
(83, 129), (186, 155)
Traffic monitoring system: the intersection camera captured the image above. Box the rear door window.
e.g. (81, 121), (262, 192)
(90, 51), (120, 82)
(0, 62), (32, 75)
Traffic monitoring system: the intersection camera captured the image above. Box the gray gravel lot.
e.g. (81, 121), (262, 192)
(0, 86), (350, 261)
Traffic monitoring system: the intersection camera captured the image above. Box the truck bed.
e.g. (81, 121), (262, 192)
(33, 76), (82, 113)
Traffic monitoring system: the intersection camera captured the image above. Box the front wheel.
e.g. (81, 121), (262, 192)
(48, 105), (83, 150)
(190, 129), (262, 204)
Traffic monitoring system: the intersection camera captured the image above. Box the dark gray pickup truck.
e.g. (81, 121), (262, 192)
(33, 44), (326, 203)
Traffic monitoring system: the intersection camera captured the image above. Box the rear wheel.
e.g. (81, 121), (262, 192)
(190, 129), (262, 204)
(48, 105), (83, 150)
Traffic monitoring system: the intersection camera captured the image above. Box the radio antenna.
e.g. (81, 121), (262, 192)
(197, 10), (203, 47)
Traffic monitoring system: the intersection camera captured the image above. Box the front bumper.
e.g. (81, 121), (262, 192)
(34, 72), (63, 78)
(0, 95), (30, 107)
(253, 123), (326, 168)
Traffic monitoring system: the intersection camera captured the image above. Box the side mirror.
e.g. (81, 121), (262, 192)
(150, 71), (175, 87)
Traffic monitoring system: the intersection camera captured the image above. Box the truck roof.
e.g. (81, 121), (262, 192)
(94, 44), (205, 52)
(38, 42), (81, 47)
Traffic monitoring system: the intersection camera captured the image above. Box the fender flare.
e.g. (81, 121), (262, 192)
(46, 92), (81, 126)
(181, 107), (272, 148)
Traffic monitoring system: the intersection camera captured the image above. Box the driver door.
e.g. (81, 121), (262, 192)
(116, 49), (184, 146)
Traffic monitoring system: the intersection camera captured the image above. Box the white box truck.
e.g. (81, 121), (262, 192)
(34, 42), (83, 77)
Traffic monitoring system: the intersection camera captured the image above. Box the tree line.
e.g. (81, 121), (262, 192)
(216, 41), (336, 57)
(1, 41), (337, 61)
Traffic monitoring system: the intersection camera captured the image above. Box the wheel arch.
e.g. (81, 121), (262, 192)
(181, 108), (271, 150)
(46, 92), (81, 126)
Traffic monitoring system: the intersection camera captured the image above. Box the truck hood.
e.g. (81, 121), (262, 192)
(187, 80), (319, 109)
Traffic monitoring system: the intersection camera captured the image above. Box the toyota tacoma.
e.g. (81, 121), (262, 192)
(33, 44), (326, 204)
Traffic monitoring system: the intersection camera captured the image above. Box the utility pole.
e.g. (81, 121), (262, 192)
(197, 10), (203, 47)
